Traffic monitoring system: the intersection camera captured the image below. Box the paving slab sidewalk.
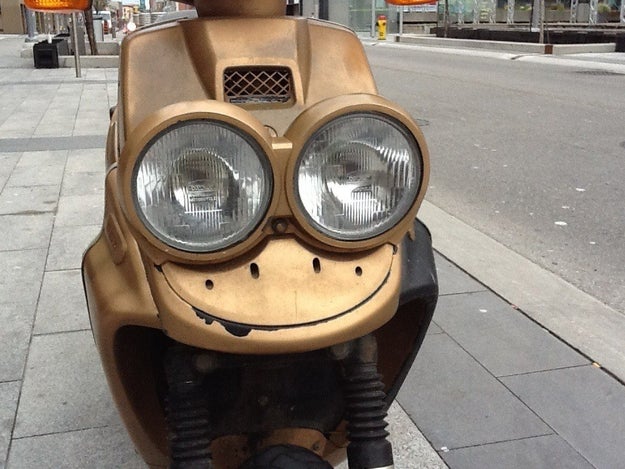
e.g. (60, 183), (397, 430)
(2, 33), (625, 469)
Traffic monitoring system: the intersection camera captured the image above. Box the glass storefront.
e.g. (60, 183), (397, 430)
(348, 0), (391, 32)
(318, 0), (624, 29)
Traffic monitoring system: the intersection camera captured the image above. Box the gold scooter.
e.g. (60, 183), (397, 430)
(26, 0), (438, 467)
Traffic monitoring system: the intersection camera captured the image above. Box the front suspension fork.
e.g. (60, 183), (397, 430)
(165, 347), (213, 469)
(334, 335), (394, 469)
(165, 334), (394, 469)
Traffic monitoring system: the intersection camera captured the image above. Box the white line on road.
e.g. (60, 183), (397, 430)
(515, 55), (625, 74)
(366, 40), (625, 74)
(366, 40), (520, 61)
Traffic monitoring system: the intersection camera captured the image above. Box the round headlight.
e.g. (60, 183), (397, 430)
(133, 120), (272, 252)
(295, 113), (422, 241)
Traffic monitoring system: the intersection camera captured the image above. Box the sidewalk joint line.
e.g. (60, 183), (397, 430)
(430, 239), (625, 387)
(436, 432), (557, 452)
(43, 267), (83, 274)
(0, 79), (117, 86)
(0, 379), (22, 385)
(33, 328), (91, 338)
(496, 363), (592, 379)
(438, 289), (488, 298)
(11, 424), (111, 441)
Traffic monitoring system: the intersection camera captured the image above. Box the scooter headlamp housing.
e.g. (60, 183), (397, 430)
(285, 95), (428, 249)
(133, 120), (272, 253)
(119, 102), (275, 260)
(119, 97), (428, 262)
(294, 112), (421, 241)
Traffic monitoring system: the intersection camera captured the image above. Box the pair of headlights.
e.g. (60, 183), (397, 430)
(132, 112), (423, 253)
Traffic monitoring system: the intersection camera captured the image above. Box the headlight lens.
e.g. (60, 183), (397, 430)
(133, 120), (272, 252)
(295, 113), (422, 241)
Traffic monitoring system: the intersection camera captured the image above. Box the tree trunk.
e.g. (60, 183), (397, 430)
(84, 9), (99, 56)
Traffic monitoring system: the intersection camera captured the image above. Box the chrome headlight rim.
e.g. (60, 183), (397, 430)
(290, 110), (425, 246)
(118, 102), (278, 263)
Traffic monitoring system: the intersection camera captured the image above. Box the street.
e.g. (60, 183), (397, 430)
(366, 43), (625, 315)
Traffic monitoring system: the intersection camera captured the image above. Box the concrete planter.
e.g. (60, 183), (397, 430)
(493, 8), (568, 23)
(513, 10), (532, 22)
(545, 9), (569, 22)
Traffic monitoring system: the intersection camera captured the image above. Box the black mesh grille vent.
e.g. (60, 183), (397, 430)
(223, 67), (293, 104)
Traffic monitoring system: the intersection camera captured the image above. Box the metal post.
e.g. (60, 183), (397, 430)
(507, 0), (515, 24)
(54, 13), (61, 34)
(399, 7), (404, 36)
(531, 0), (540, 30)
(489, 0), (496, 23)
(71, 12), (82, 78)
(45, 13), (54, 42)
(25, 8), (38, 42)
(371, 0), (376, 38)
(538, 0), (545, 43)
(589, 0), (598, 24)
(570, 0), (578, 22)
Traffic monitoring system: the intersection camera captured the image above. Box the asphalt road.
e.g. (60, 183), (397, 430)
(365, 43), (625, 314)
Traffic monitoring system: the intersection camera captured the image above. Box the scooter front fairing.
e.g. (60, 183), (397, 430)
(83, 11), (438, 469)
